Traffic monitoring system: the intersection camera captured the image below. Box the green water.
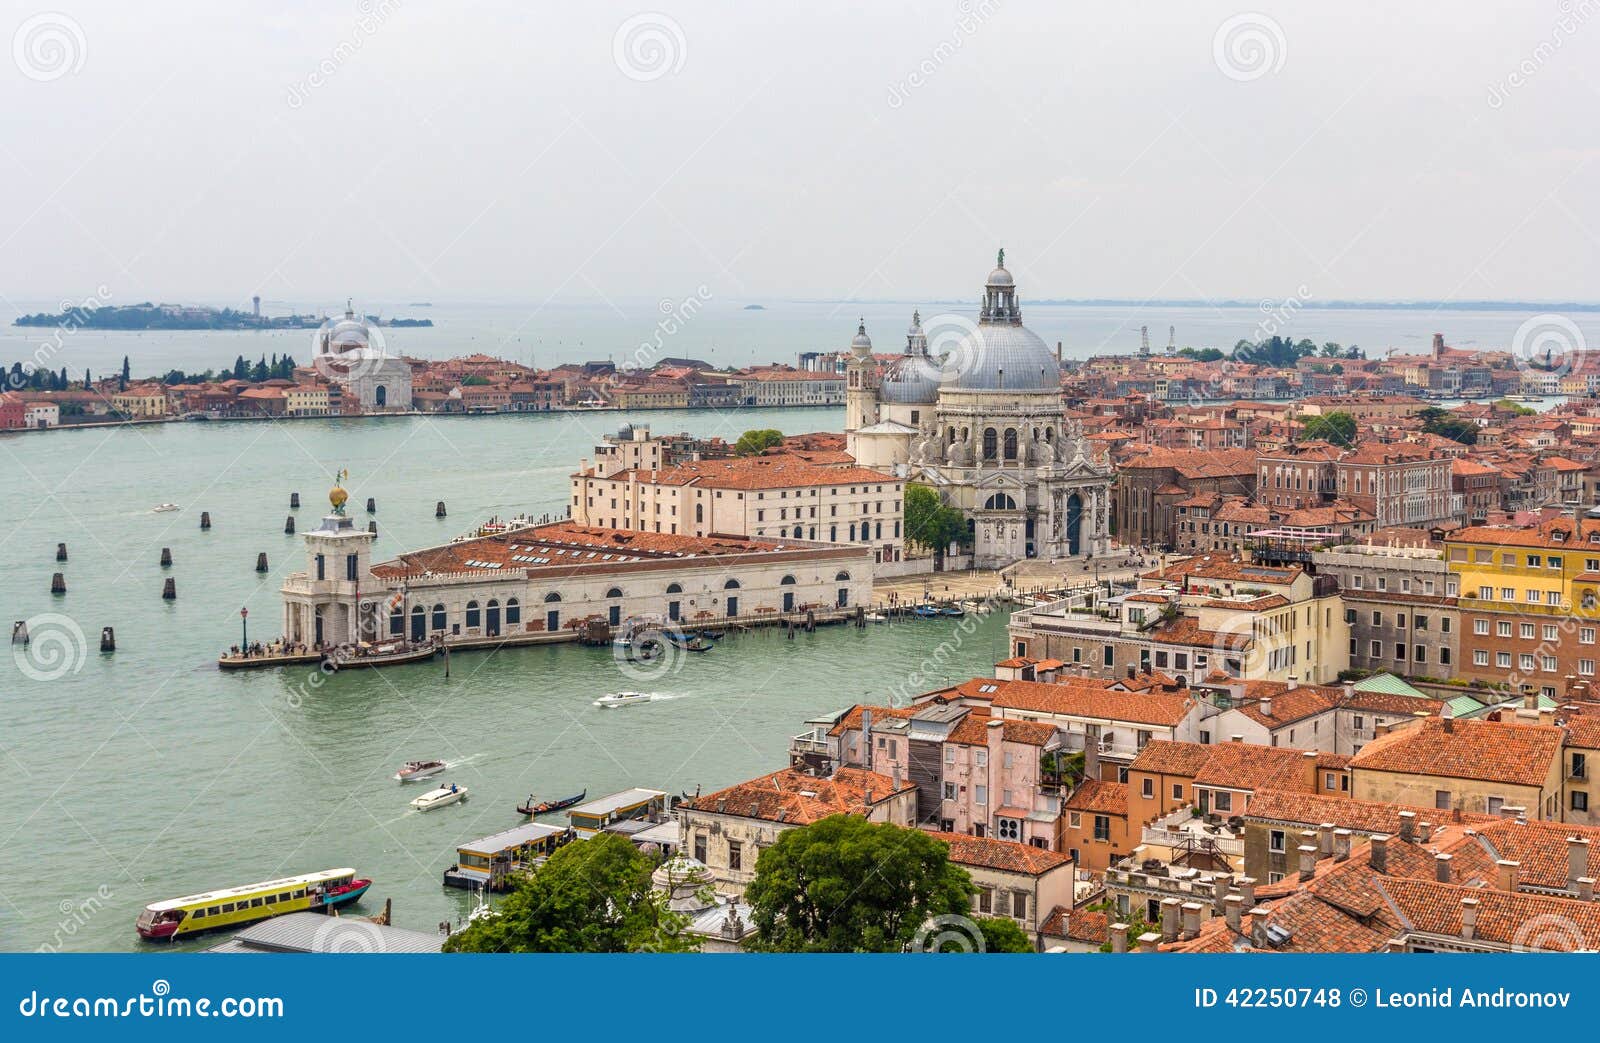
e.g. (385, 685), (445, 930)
(0, 407), (1010, 951)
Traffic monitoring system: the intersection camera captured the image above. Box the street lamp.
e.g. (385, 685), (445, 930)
(240, 606), (249, 650)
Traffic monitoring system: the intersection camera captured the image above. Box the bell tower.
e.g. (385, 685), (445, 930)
(844, 318), (879, 435)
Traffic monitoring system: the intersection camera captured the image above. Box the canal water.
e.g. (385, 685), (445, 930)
(0, 406), (1013, 951)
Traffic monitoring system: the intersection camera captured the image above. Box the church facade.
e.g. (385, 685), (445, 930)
(845, 253), (1113, 566)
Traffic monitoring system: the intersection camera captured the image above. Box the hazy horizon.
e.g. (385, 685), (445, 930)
(4, 2), (1598, 312)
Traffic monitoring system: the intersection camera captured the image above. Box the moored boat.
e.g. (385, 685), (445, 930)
(135, 868), (369, 940)
(324, 639), (438, 671)
(516, 789), (587, 816)
(410, 782), (467, 811)
(395, 759), (446, 782)
(594, 691), (652, 709)
(941, 606), (966, 617)
(912, 605), (941, 618)
(863, 611), (887, 623)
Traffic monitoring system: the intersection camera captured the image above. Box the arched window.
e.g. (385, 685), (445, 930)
(982, 427), (997, 460)
(835, 571), (851, 582)
(984, 492), (1017, 511)
(695, 503), (703, 523)
(1044, 427), (1054, 443)
(431, 603), (446, 631)
(666, 582), (683, 594)
(465, 600), (481, 628)
(605, 587), (623, 599)
(793, 525), (803, 538)
(544, 592), (561, 603)
(780, 575), (797, 585)
(947, 427), (957, 444)
(505, 598), (521, 624)
(723, 579), (741, 590)
(1003, 428), (1018, 460)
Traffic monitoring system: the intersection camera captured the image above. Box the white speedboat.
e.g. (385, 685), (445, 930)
(395, 759), (445, 782)
(594, 691), (652, 709)
(151, 503), (180, 513)
(863, 612), (887, 623)
(409, 783), (467, 811)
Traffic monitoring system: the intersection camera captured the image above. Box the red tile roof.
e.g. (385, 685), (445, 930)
(683, 767), (912, 825)
(1350, 717), (1563, 788)
(932, 831), (1074, 876)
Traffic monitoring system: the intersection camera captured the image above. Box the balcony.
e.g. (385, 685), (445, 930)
(1138, 807), (1245, 858)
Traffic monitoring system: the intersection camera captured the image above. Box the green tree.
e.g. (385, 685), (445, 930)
(1298, 410), (1357, 447)
(1416, 406), (1479, 445)
(745, 815), (973, 952)
(973, 916), (1035, 952)
(904, 483), (968, 553)
(441, 834), (695, 953)
(1494, 399), (1535, 417)
(734, 428), (784, 456)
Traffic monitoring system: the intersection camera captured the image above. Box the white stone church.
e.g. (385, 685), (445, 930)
(845, 252), (1113, 566)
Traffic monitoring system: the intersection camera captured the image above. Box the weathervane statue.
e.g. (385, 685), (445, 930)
(329, 469), (350, 515)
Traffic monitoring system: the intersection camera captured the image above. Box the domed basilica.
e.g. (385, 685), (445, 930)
(845, 252), (1112, 565)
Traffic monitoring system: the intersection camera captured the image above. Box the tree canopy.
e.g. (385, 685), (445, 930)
(1416, 406), (1479, 445)
(744, 814), (973, 952)
(734, 428), (784, 456)
(904, 483), (969, 552)
(1298, 410), (1357, 447)
(441, 834), (695, 953)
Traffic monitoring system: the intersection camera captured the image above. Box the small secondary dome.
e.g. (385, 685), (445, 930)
(849, 319), (873, 356)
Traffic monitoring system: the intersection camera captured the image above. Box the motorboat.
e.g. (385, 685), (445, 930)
(912, 605), (941, 618)
(594, 691), (652, 709)
(395, 759), (446, 782)
(409, 782), (468, 811)
(863, 611), (887, 623)
(941, 606), (966, 617)
(517, 789), (586, 816)
(150, 503), (180, 513)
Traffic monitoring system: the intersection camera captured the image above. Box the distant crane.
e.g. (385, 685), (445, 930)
(1139, 325), (1150, 356)
(1167, 325), (1176, 353)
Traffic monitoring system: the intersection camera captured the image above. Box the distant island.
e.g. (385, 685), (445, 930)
(744, 304), (766, 310)
(13, 302), (434, 330)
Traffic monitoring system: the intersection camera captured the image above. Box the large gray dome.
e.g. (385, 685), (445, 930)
(950, 322), (1059, 391)
(880, 354), (939, 403)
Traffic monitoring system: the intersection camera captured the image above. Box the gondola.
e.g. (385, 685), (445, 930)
(516, 789), (586, 817)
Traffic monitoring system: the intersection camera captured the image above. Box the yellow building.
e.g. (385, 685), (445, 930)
(111, 385), (170, 418)
(284, 385), (330, 417)
(1445, 517), (1600, 693)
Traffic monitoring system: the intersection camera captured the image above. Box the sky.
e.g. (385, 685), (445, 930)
(1, 1), (1598, 311)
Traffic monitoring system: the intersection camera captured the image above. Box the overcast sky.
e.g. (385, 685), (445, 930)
(2, 1), (1597, 308)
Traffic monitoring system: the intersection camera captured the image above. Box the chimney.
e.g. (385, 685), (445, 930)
(1210, 874), (1234, 914)
(1180, 901), (1204, 939)
(1223, 893), (1244, 932)
(1160, 898), (1181, 942)
(1297, 845), (1319, 881)
(860, 709), (873, 770)
(1524, 691), (1538, 711)
(1237, 876), (1257, 907)
(1343, 683), (1355, 700)
(1502, 804), (1527, 822)
(1127, 665), (1136, 680)
(1441, 703), (1453, 734)
(1460, 897), (1479, 941)
(1568, 837), (1591, 891)
(1333, 828), (1352, 862)
(1110, 922), (1130, 953)
(1369, 833), (1390, 873)
(1578, 878), (1596, 902)
(1260, 696), (1273, 718)
(1496, 859), (1521, 893)
(1318, 823), (1335, 857)
(1434, 852), (1453, 883)
(1137, 932), (1162, 953)
(1398, 810), (1416, 844)
(1287, 676), (1299, 691)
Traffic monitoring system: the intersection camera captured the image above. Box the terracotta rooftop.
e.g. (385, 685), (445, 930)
(683, 766), (912, 825)
(1350, 717), (1564, 788)
(932, 831), (1074, 876)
